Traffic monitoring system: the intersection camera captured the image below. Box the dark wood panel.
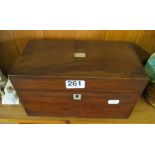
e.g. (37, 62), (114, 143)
(1, 98), (155, 123)
(9, 40), (147, 78)
(1, 30), (155, 75)
(8, 40), (148, 118)
(10, 77), (148, 93)
(18, 91), (138, 118)
(0, 30), (19, 74)
(12, 30), (44, 54)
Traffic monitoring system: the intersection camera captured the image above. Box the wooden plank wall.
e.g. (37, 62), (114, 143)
(0, 30), (155, 74)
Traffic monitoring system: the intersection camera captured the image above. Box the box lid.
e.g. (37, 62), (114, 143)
(9, 40), (148, 79)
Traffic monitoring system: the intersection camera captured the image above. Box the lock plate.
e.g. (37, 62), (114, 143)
(73, 94), (81, 100)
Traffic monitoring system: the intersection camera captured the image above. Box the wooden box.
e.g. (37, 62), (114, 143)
(9, 40), (148, 118)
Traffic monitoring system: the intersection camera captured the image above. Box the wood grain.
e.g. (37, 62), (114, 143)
(1, 30), (155, 75)
(44, 30), (75, 39)
(10, 77), (147, 93)
(0, 30), (19, 74)
(12, 30), (44, 54)
(0, 98), (155, 124)
(136, 30), (155, 54)
(69, 98), (155, 124)
(43, 30), (64, 39)
(9, 40), (147, 78)
(0, 103), (66, 124)
(63, 30), (75, 39)
(9, 40), (148, 118)
(0, 44), (5, 72)
(75, 30), (106, 40)
(106, 30), (139, 42)
(16, 90), (139, 118)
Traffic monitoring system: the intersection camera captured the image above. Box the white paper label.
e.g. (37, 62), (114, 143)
(108, 99), (120, 104)
(65, 80), (85, 89)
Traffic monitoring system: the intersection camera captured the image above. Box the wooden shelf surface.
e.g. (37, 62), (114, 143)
(0, 98), (155, 124)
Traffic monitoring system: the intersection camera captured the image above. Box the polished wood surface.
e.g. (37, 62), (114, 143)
(9, 40), (147, 78)
(18, 91), (138, 118)
(10, 77), (147, 118)
(1, 30), (155, 74)
(0, 98), (155, 124)
(9, 40), (148, 118)
(10, 77), (147, 92)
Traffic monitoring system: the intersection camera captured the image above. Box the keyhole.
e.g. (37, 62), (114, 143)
(73, 94), (81, 100)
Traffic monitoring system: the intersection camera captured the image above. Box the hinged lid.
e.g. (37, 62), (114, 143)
(9, 40), (148, 79)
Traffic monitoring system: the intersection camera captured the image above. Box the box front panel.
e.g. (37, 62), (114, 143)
(17, 90), (138, 118)
(10, 77), (147, 93)
(9, 77), (147, 118)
